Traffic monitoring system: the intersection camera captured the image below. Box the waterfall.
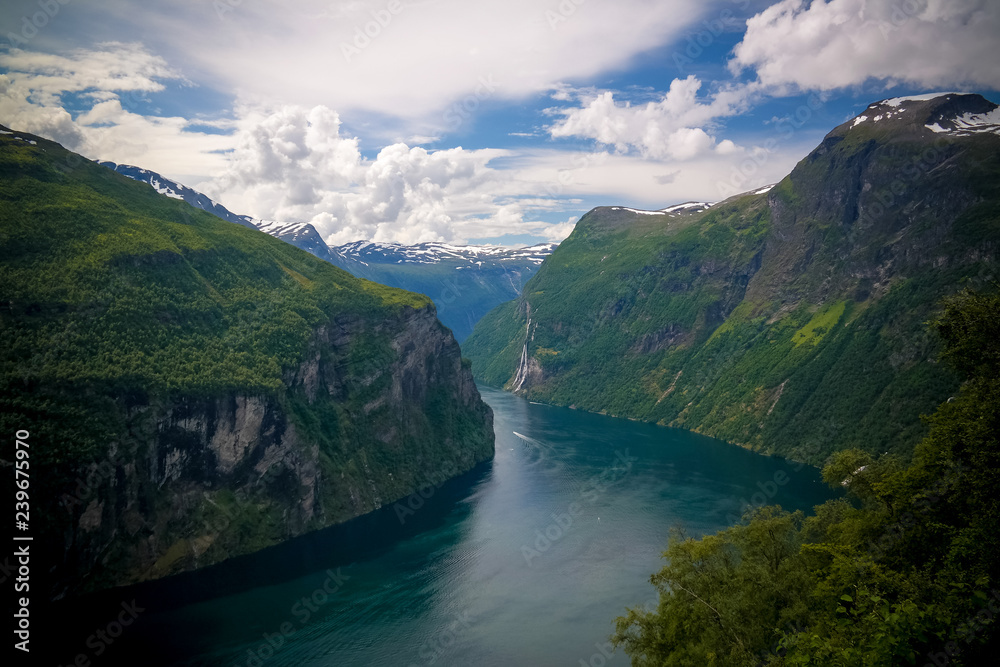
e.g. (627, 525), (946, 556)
(512, 317), (532, 392)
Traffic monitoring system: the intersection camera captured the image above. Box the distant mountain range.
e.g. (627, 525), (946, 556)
(98, 161), (555, 340)
(332, 240), (555, 341)
(464, 92), (1000, 465)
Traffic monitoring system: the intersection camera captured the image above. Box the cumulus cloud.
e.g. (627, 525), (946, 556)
(202, 103), (795, 245)
(2, 2), (852, 246)
(201, 104), (576, 244)
(0, 41), (630, 245)
(0, 71), (83, 148)
(730, 0), (1000, 91)
(548, 76), (754, 159)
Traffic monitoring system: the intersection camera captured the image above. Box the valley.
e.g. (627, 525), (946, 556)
(4, 0), (1000, 661)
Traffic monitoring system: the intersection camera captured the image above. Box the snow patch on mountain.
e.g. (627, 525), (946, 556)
(660, 202), (713, 215)
(857, 103), (908, 124)
(256, 220), (313, 237)
(3, 130), (38, 145)
(149, 176), (184, 200)
(610, 207), (664, 216)
(881, 92), (961, 107)
(949, 108), (1000, 132)
(923, 106), (1000, 136)
(337, 240), (556, 266)
(852, 93), (1000, 137)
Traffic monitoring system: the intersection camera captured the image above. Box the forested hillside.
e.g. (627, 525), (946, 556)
(465, 93), (1000, 464)
(0, 126), (494, 596)
(613, 288), (1000, 666)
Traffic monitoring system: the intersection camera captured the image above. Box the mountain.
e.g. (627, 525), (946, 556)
(255, 219), (353, 266)
(99, 160), (258, 229)
(334, 240), (556, 341)
(464, 93), (1000, 465)
(95, 162), (555, 340)
(0, 126), (494, 597)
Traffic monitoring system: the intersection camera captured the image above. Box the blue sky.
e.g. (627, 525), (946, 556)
(1, 0), (998, 245)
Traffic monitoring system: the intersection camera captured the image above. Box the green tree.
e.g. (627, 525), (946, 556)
(615, 289), (1000, 666)
(612, 507), (813, 666)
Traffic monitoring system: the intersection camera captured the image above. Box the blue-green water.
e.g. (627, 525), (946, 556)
(50, 386), (833, 666)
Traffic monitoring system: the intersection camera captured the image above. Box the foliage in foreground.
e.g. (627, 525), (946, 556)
(613, 289), (1000, 666)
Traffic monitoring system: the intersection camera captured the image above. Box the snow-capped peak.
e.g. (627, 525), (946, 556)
(847, 93), (1000, 137)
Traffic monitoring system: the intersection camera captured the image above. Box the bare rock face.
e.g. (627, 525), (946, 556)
(56, 304), (493, 597)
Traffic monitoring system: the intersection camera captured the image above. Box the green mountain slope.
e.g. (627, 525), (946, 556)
(93, 163), (555, 342)
(0, 127), (494, 596)
(465, 93), (1000, 465)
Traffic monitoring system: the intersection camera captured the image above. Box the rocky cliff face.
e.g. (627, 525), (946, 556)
(744, 95), (999, 308)
(55, 304), (492, 596)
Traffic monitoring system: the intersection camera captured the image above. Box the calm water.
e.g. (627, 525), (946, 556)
(48, 385), (833, 666)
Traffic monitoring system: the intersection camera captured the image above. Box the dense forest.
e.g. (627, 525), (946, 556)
(612, 288), (1000, 666)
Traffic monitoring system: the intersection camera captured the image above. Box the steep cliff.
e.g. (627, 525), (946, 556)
(0, 127), (494, 597)
(465, 93), (1000, 464)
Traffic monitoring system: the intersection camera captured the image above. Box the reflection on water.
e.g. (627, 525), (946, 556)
(46, 385), (834, 666)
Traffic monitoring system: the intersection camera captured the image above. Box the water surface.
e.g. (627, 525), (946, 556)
(50, 385), (834, 666)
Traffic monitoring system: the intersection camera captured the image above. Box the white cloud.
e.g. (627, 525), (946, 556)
(201, 103), (806, 246)
(0, 43), (233, 178)
(4, 40), (779, 246)
(0, 71), (83, 148)
(201, 104), (572, 244)
(100, 0), (706, 126)
(0, 2), (856, 247)
(731, 0), (1000, 91)
(0, 42), (183, 104)
(499, 140), (809, 210)
(548, 76), (756, 159)
(534, 216), (578, 242)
